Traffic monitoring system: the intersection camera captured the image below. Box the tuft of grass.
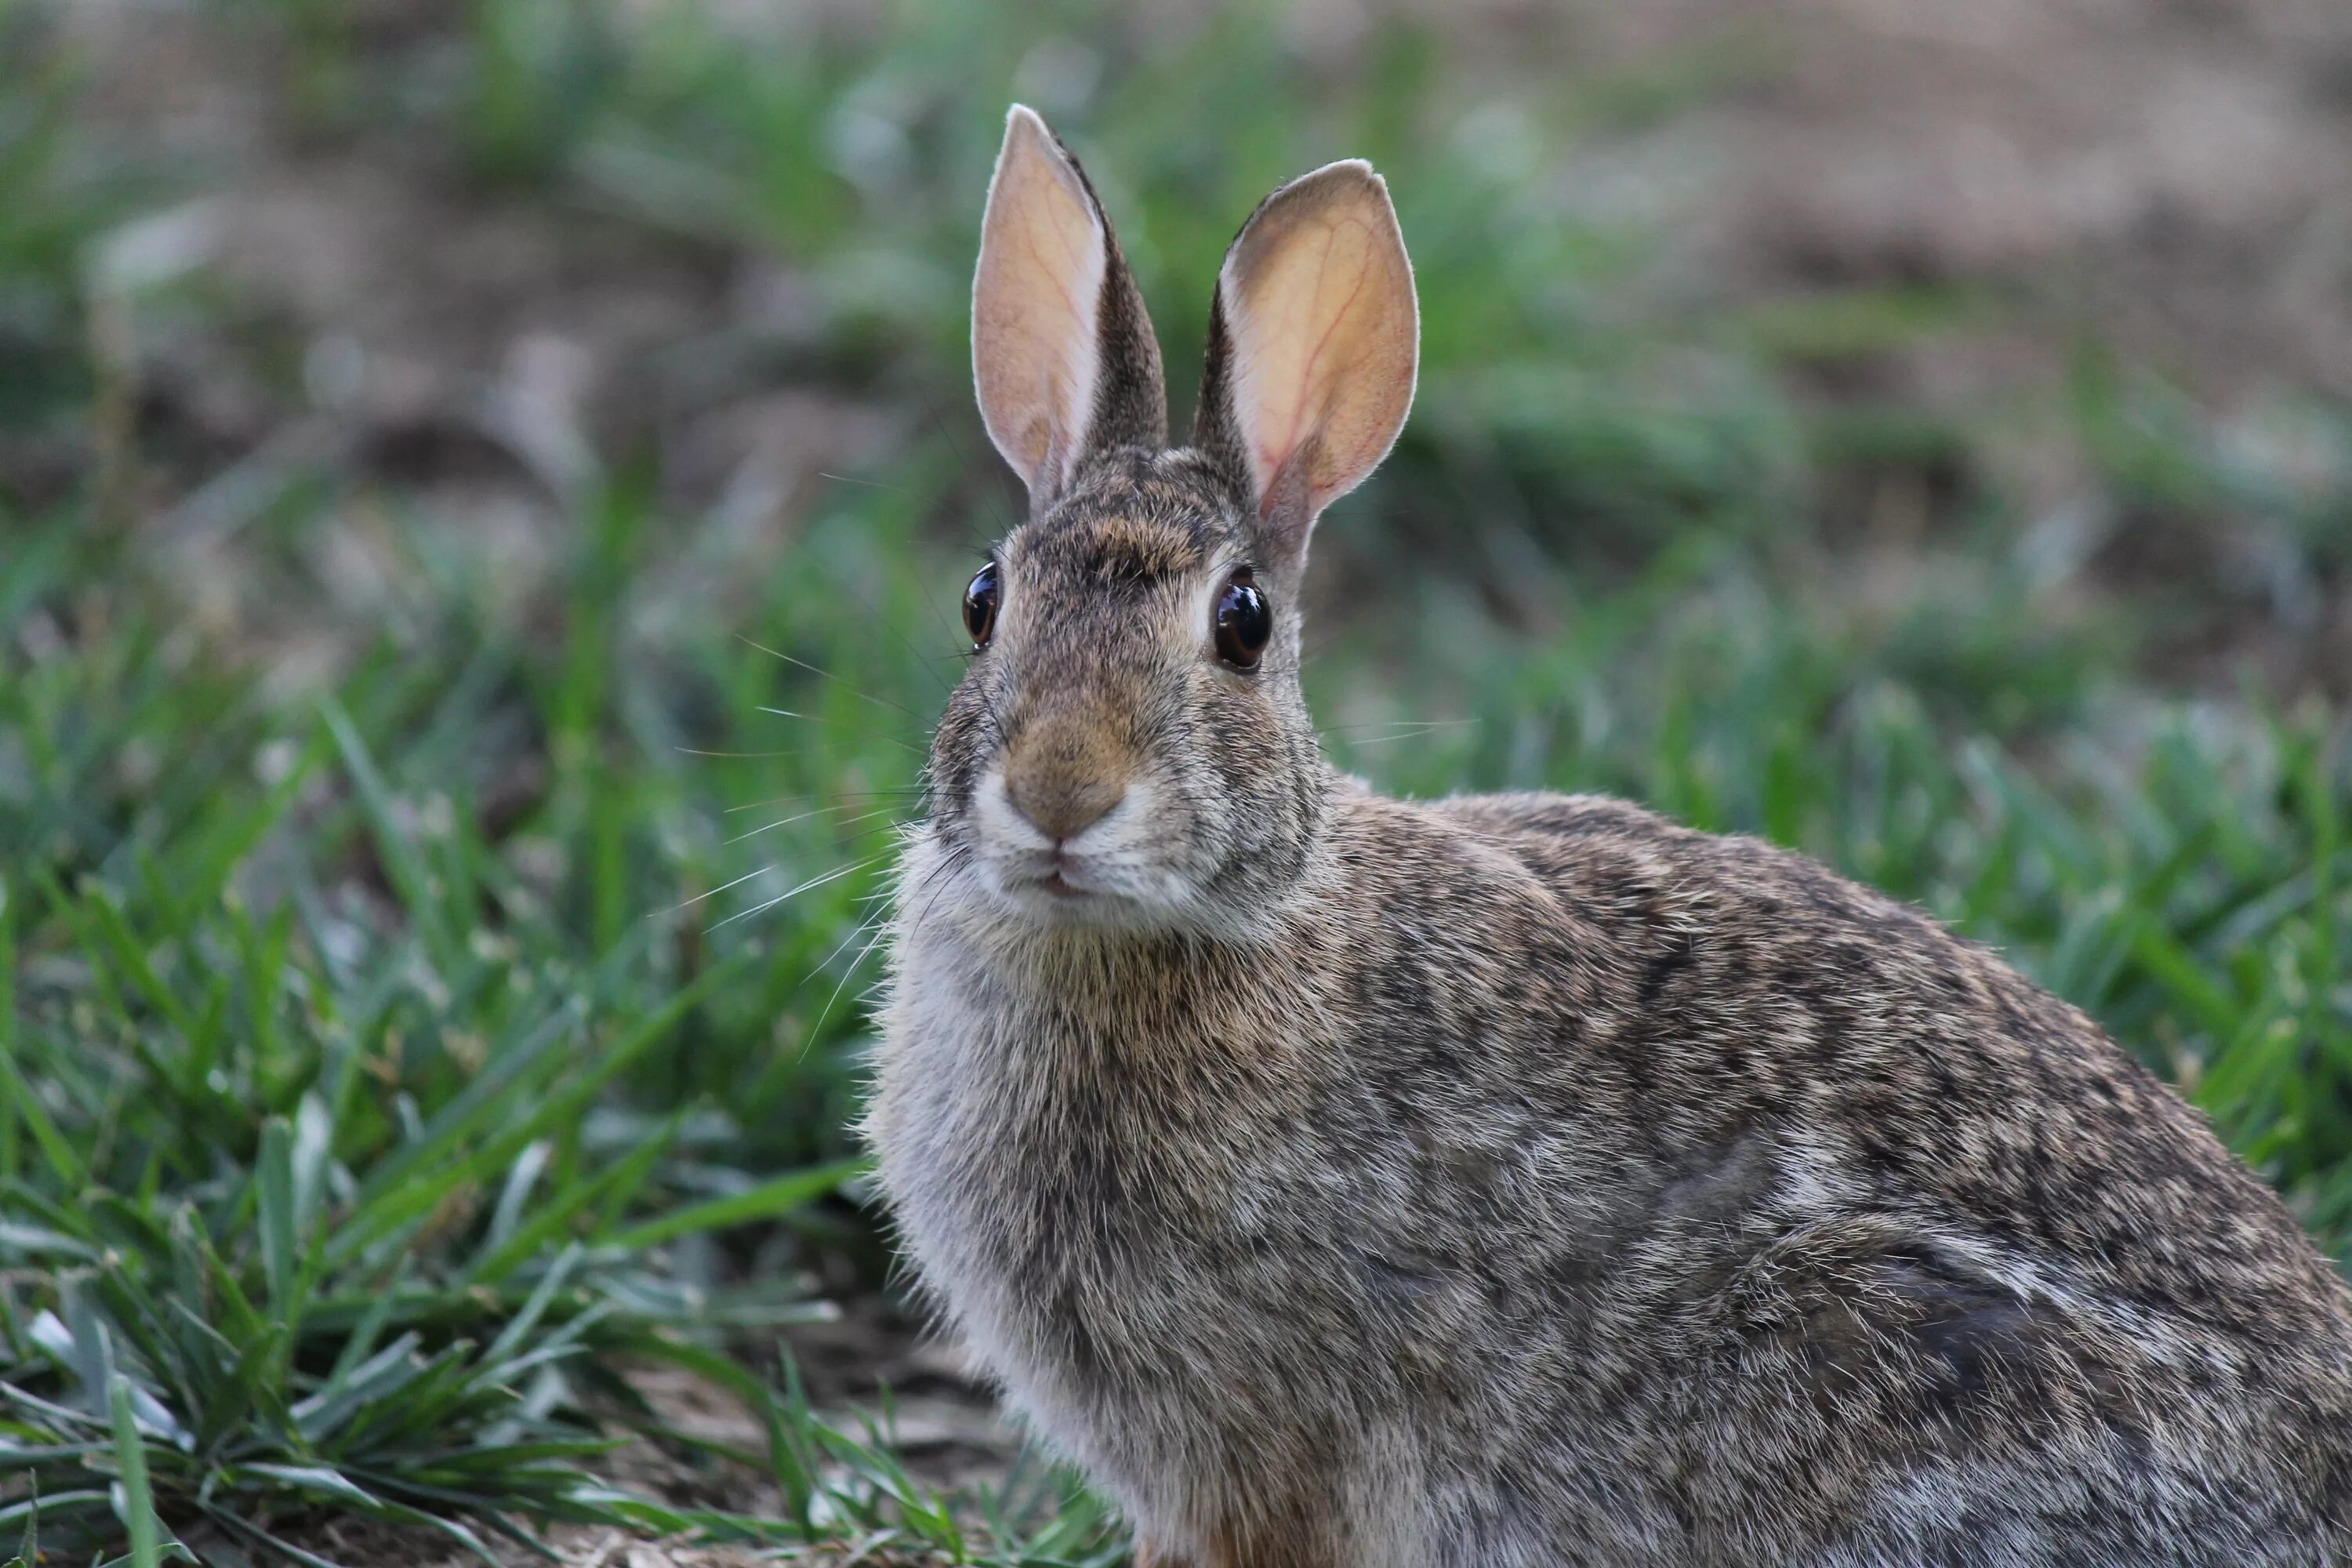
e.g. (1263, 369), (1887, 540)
(670, 1352), (1129, 1566)
(0, 495), (976, 1561)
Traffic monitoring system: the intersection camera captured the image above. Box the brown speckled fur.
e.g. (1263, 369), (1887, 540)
(866, 114), (2352, 1567)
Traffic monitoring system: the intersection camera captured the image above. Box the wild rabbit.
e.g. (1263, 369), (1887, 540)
(865, 105), (2352, 1567)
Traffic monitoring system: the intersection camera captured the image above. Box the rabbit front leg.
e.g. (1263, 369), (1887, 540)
(1133, 1541), (1192, 1568)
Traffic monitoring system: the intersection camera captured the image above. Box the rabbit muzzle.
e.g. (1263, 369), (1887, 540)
(972, 702), (1184, 919)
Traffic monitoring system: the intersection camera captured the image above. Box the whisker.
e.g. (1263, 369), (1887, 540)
(725, 803), (905, 848)
(817, 470), (909, 492)
(1301, 630), (1348, 661)
(706, 853), (895, 933)
(805, 901), (890, 983)
(794, 907), (895, 1061)
(650, 862), (775, 916)
(1321, 718), (1482, 739)
(755, 706), (927, 753)
(1328, 724), (1483, 751)
(803, 550), (962, 695)
(898, 837), (975, 935)
(915, 388), (1022, 542)
(677, 743), (912, 760)
(722, 788), (928, 816)
(738, 635), (933, 727)
(824, 818), (912, 853)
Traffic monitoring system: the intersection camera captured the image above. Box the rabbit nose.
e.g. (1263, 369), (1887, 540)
(1004, 768), (1127, 844)
(1000, 712), (1131, 843)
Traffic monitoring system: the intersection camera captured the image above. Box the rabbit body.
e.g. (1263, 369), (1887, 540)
(876, 784), (2352, 1566)
(866, 107), (2352, 1566)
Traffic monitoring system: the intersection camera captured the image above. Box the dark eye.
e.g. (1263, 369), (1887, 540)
(963, 561), (1000, 647)
(1213, 568), (1272, 669)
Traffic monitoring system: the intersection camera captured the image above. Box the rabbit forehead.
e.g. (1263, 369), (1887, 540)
(996, 512), (1228, 677)
(1011, 506), (1211, 583)
(1004, 451), (1246, 574)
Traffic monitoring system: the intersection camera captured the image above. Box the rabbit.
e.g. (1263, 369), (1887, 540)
(864, 104), (2352, 1568)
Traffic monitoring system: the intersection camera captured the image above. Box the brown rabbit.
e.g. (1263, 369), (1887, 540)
(865, 105), (2352, 1567)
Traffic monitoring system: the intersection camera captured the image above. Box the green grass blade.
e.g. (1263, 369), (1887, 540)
(256, 1115), (299, 1323)
(0, 881), (14, 1189)
(0, 1488), (109, 1534)
(605, 1156), (866, 1253)
(6, 1471), (34, 1568)
(464, 1112), (680, 1287)
(107, 1373), (162, 1568)
(0, 1029), (82, 1191)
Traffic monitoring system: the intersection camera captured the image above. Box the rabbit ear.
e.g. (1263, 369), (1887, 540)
(1193, 159), (1417, 564)
(973, 105), (1167, 517)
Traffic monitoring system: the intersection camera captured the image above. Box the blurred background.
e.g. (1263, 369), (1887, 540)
(4, 1), (2350, 1563)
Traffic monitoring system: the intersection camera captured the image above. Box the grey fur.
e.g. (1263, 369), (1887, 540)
(866, 118), (2352, 1568)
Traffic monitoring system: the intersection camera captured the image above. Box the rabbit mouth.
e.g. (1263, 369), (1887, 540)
(1004, 855), (1119, 907)
(965, 768), (1193, 920)
(982, 844), (1205, 927)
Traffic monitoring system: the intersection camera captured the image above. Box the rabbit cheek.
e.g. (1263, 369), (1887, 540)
(923, 682), (1009, 850)
(1190, 677), (1316, 880)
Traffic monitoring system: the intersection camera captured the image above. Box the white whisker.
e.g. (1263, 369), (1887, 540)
(1321, 717), (1480, 738)
(797, 908), (896, 1061)
(738, 637), (934, 724)
(755, 706), (927, 753)
(722, 789), (927, 816)
(726, 803), (904, 848)
(706, 853), (895, 932)
(1325, 719), (1483, 750)
(806, 902), (891, 984)
(650, 862), (775, 916)
(676, 743), (902, 760)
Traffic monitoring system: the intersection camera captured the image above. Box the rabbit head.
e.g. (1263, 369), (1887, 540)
(924, 105), (1418, 935)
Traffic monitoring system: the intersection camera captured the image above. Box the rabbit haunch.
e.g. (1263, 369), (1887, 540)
(864, 104), (2352, 1568)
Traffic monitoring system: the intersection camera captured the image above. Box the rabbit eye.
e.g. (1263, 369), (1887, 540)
(963, 561), (1000, 647)
(1213, 568), (1271, 669)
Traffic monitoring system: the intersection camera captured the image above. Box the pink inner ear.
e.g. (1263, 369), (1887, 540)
(973, 113), (1107, 495)
(1218, 165), (1417, 527)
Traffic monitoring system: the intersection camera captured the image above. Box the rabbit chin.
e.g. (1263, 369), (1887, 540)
(963, 771), (1210, 930)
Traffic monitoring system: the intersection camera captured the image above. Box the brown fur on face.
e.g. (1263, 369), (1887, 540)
(998, 699), (1138, 844)
(1079, 512), (1206, 583)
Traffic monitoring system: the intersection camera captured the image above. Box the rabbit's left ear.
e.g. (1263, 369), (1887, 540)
(1194, 160), (1417, 564)
(973, 106), (1167, 518)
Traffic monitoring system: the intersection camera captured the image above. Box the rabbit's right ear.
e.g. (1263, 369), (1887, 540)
(973, 106), (1167, 518)
(1192, 160), (1417, 568)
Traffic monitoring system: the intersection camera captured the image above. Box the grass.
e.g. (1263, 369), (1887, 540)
(2, 0), (2350, 1562)
(0, 485), (1124, 1558)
